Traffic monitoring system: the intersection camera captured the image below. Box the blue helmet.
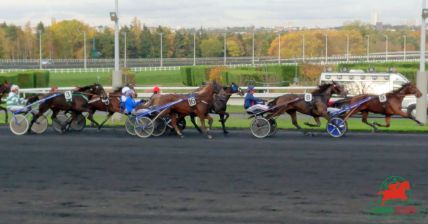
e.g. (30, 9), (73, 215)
(247, 85), (255, 92)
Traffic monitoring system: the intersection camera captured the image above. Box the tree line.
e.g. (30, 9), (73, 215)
(0, 19), (421, 60)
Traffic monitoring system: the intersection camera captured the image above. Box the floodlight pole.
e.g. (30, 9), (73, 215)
(403, 35), (407, 60)
(278, 33), (281, 64)
(366, 35), (370, 62)
(160, 33), (163, 67)
(193, 32), (196, 66)
(112, 0), (122, 88)
(224, 32), (227, 65)
(83, 31), (87, 69)
(302, 34), (305, 62)
(417, 0), (427, 124)
(252, 31), (255, 65)
(384, 35), (389, 62)
(346, 34), (350, 62)
(124, 32), (127, 68)
(324, 34), (328, 64)
(38, 31), (42, 70)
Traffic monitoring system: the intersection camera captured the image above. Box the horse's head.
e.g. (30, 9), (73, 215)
(227, 82), (244, 96)
(211, 80), (223, 95)
(399, 83), (422, 98)
(313, 82), (346, 97)
(0, 80), (11, 94)
(80, 84), (109, 105)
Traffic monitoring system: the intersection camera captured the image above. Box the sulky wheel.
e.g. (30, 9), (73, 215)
(268, 119), (278, 137)
(250, 117), (271, 139)
(52, 114), (69, 134)
(152, 118), (167, 137)
(125, 115), (137, 136)
(9, 114), (29, 136)
(326, 117), (348, 138)
(70, 114), (86, 131)
(31, 115), (48, 134)
(134, 117), (155, 138)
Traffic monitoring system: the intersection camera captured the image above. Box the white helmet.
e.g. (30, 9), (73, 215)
(122, 86), (130, 94)
(125, 89), (134, 96)
(11, 85), (19, 92)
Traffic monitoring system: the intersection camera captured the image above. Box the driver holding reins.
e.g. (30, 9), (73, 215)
(244, 85), (269, 113)
(6, 85), (27, 112)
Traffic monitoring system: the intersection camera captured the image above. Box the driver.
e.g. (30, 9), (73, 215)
(123, 89), (146, 115)
(6, 85), (27, 112)
(244, 85), (269, 113)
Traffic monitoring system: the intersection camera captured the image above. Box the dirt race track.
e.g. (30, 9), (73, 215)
(0, 126), (427, 224)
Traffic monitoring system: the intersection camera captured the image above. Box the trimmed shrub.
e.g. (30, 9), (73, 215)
(33, 70), (50, 87)
(17, 72), (35, 88)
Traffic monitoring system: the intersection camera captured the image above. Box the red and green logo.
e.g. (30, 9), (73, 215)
(367, 176), (426, 219)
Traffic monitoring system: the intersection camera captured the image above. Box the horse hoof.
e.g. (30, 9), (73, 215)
(207, 135), (213, 139)
(223, 131), (229, 135)
(179, 135), (184, 139)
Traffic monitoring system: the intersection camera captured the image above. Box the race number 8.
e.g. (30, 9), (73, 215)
(304, 93), (313, 102)
(188, 97), (197, 106)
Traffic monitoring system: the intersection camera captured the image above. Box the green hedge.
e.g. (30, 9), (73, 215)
(180, 66), (209, 86)
(0, 71), (50, 88)
(181, 65), (298, 86)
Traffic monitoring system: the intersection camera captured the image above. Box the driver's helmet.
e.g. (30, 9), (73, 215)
(10, 85), (19, 92)
(153, 85), (160, 93)
(247, 85), (255, 92)
(125, 89), (135, 97)
(122, 86), (131, 95)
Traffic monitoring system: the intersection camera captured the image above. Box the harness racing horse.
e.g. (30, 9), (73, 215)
(151, 81), (224, 139)
(268, 82), (346, 134)
(0, 81), (11, 123)
(28, 84), (108, 133)
(343, 83), (423, 132)
(190, 83), (244, 135)
(85, 87), (123, 130)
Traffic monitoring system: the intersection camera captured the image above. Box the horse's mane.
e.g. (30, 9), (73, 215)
(312, 83), (333, 94)
(112, 86), (123, 94)
(391, 82), (412, 94)
(76, 84), (96, 92)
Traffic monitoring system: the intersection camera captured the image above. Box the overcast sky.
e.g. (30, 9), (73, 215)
(0, 0), (423, 28)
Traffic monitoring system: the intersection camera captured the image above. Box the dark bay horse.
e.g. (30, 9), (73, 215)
(0, 81), (11, 123)
(29, 84), (108, 132)
(190, 83), (244, 134)
(343, 83), (422, 132)
(150, 81), (223, 139)
(268, 82), (346, 134)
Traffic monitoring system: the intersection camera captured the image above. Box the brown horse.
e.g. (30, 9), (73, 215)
(150, 81), (223, 139)
(0, 81), (11, 123)
(268, 82), (346, 134)
(343, 83), (422, 132)
(86, 87), (123, 130)
(190, 82), (244, 134)
(28, 84), (108, 133)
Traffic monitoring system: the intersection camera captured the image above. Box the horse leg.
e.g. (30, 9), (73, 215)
(207, 114), (213, 131)
(190, 113), (202, 133)
(171, 114), (184, 138)
(288, 110), (307, 135)
(304, 116), (321, 127)
(198, 115), (212, 139)
(98, 112), (114, 130)
(219, 113), (229, 135)
(393, 107), (424, 126)
(373, 115), (391, 128)
(361, 111), (379, 132)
